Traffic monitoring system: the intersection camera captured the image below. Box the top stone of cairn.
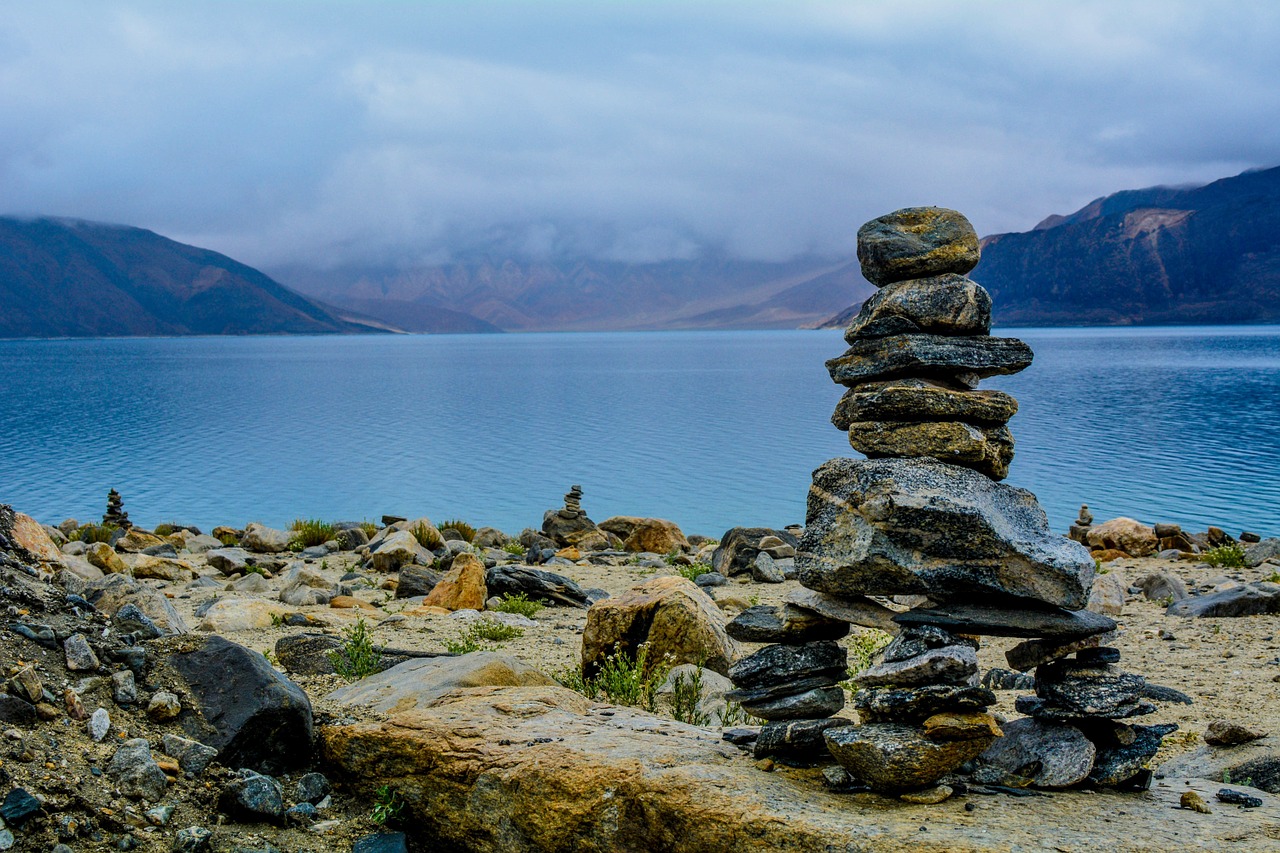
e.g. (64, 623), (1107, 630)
(857, 207), (980, 287)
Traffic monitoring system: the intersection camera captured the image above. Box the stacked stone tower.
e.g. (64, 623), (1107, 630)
(103, 489), (131, 529)
(776, 207), (1172, 794)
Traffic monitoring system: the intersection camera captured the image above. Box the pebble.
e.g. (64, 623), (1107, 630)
(146, 691), (182, 721)
(89, 707), (111, 741)
(173, 826), (213, 852)
(1217, 788), (1263, 808)
(899, 785), (953, 805)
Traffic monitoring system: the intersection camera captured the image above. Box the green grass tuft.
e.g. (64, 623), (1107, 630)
(437, 519), (477, 542)
(1203, 543), (1247, 568)
(328, 618), (381, 680)
(557, 643), (671, 713)
(289, 518), (337, 549)
(72, 523), (118, 544)
(491, 592), (544, 618)
(411, 521), (444, 550)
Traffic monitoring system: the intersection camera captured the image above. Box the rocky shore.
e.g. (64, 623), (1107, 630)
(0, 491), (1277, 852)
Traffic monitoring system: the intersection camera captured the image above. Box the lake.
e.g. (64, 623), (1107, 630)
(1, 326), (1277, 538)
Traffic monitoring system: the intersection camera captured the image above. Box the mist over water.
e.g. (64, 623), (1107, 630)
(1, 326), (1277, 538)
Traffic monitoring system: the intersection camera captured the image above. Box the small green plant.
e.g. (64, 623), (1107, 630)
(269, 613), (283, 628)
(845, 628), (894, 677)
(153, 523), (176, 537)
(1203, 543), (1247, 568)
(669, 666), (710, 726)
(370, 784), (403, 825)
(1156, 595), (1174, 608)
(675, 562), (712, 582)
(1265, 571), (1280, 584)
(290, 518), (337, 549)
(558, 644), (671, 713)
(261, 648), (278, 666)
(502, 540), (527, 556)
(218, 532), (239, 546)
(411, 521), (443, 550)
(467, 620), (524, 642)
(716, 699), (755, 727)
(445, 635), (482, 655)
(359, 520), (379, 538)
(437, 519), (476, 542)
(747, 594), (761, 607)
(329, 618), (381, 680)
(72, 523), (119, 544)
(1222, 770), (1254, 788)
(492, 592), (544, 618)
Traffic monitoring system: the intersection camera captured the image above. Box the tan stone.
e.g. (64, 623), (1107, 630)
(407, 605), (452, 617)
(1091, 548), (1129, 563)
(86, 542), (129, 575)
(196, 598), (291, 632)
(422, 552), (488, 611)
(923, 712), (1003, 741)
(326, 652), (556, 714)
(330, 595), (380, 611)
(622, 518), (690, 555)
(847, 420), (1015, 480)
(555, 546), (582, 561)
(114, 529), (166, 553)
(10, 512), (65, 564)
(582, 576), (740, 677)
(1086, 517), (1158, 557)
(130, 555), (193, 583)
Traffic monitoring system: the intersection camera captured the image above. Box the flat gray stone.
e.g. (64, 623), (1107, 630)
(853, 685), (996, 723)
(1167, 583), (1280, 618)
(783, 587), (900, 633)
(844, 274), (991, 339)
(855, 645), (978, 688)
(894, 602), (1116, 638)
(725, 605), (849, 643)
(739, 686), (846, 721)
(754, 717), (853, 763)
(975, 717), (1096, 788)
(832, 378), (1017, 430)
(826, 335), (1033, 387)
(727, 641), (847, 690)
(1034, 661), (1146, 717)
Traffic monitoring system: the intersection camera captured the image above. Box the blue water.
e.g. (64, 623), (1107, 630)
(0, 327), (1277, 538)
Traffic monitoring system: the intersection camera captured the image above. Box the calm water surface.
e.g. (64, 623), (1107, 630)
(1, 327), (1277, 537)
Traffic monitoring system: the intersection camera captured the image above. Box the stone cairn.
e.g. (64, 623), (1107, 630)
(727, 207), (1173, 796)
(559, 485), (585, 520)
(103, 488), (131, 529)
(1068, 504), (1093, 543)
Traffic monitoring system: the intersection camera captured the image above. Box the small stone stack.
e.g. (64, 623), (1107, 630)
(541, 485), (609, 550)
(827, 207), (1029, 481)
(724, 605), (852, 764)
(103, 489), (131, 529)
(1068, 504), (1093, 543)
(787, 207), (1173, 795)
(559, 485), (585, 519)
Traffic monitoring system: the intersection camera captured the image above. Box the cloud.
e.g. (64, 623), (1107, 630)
(1, 1), (1277, 268)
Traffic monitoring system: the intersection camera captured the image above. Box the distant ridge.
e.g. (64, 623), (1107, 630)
(818, 165), (1280, 328)
(0, 218), (495, 338)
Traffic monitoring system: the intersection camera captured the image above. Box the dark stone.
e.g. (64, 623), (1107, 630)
(1222, 756), (1280, 794)
(694, 572), (729, 588)
(975, 718), (1096, 788)
(825, 722), (994, 792)
(727, 640), (847, 690)
(1076, 647), (1121, 665)
(113, 603), (163, 640)
(844, 274), (991, 339)
(798, 457), (1096, 611)
(825, 334), (1033, 387)
(0, 695), (37, 726)
(166, 635), (314, 774)
(981, 668), (1036, 691)
(294, 772), (331, 804)
(1089, 724), (1178, 786)
(0, 787), (42, 827)
(273, 634), (342, 676)
(1035, 661), (1146, 717)
(856, 207), (980, 286)
(286, 801), (319, 824)
(173, 826), (213, 852)
(721, 727), (760, 746)
(832, 378), (1017, 430)
(394, 564), (443, 599)
(856, 645), (977, 688)
(1014, 695), (1157, 721)
(220, 770), (285, 820)
(739, 686), (846, 721)
(1134, 571), (1188, 603)
(725, 605), (849, 643)
(882, 625), (975, 663)
(1244, 538), (1280, 567)
(1143, 683), (1194, 705)
(484, 566), (590, 607)
(845, 419), (1016, 481)
(1005, 633), (1111, 671)
(353, 834), (409, 853)
(853, 685), (996, 723)
(334, 527), (369, 551)
(726, 675), (840, 705)
(754, 717), (853, 764)
(711, 528), (798, 578)
(894, 602), (1116, 639)
(1217, 788), (1264, 808)
(1167, 583), (1280, 618)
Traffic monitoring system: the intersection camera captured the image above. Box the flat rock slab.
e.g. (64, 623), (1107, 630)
(894, 602), (1116, 639)
(726, 604), (849, 643)
(798, 457), (1096, 610)
(783, 587), (900, 633)
(826, 335), (1033, 387)
(825, 722), (993, 792)
(843, 274), (991, 339)
(846, 420), (1015, 481)
(327, 651), (556, 714)
(832, 379), (1017, 430)
(320, 684), (1280, 851)
(1167, 582), (1280, 618)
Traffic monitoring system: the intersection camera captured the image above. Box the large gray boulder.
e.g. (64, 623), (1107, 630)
(240, 523), (292, 553)
(85, 574), (187, 634)
(797, 457), (1096, 610)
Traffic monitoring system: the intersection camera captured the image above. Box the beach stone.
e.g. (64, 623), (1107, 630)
(1086, 572), (1125, 616)
(751, 551), (785, 583)
(197, 598), (292, 632)
(1135, 570), (1189, 603)
(7, 511), (65, 563)
(1005, 632), (1114, 672)
(832, 379), (1017, 430)
(369, 530), (429, 572)
(85, 573), (188, 634)
(1167, 582), (1280, 618)
(725, 605), (849, 643)
(825, 722), (994, 791)
(844, 274), (991, 339)
(327, 652), (555, 714)
(0, 695), (38, 726)
(230, 571), (271, 593)
(1205, 720), (1268, 746)
(165, 634), (314, 774)
(582, 576), (740, 677)
(1034, 661), (1147, 717)
(975, 718), (1096, 787)
(295, 772), (331, 804)
(728, 640), (847, 690)
(727, 675), (841, 705)
(485, 565), (591, 608)
(895, 602), (1115, 638)
(206, 547), (252, 576)
(783, 587), (899, 632)
(88, 707), (111, 741)
(739, 686), (846, 721)
(798, 457), (1096, 609)
(620, 518), (689, 554)
(541, 509), (608, 551)
(64, 633), (100, 670)
(899, 785), (953, 805)
(222, 769), (285, 820)
(161, 733), (219, 775)
(279, 580), (333, 607)
(0, 788), (43, 827)
(856, 207), (980, 286)
(846, 419), (1015, 480)
(86, 541), (129, 574)
(853, 684), (996, 723)
(147, 691), (182, 720)
(1244, 538), (1280, 567)
(238, 523), (291, 553)
(115, 603), (164, 640)
(421, 552), (487, 611)
(1085, 518), (1157, 557)
(353, 833), (409, 853)
(9, 665), (44, 703)
(754, 717), (853, 763)
(173, 826), (213, 852)
(1016, 695), (1157, 722)
(131, 554), (193, 582)
(711, 528), (798, 577)
(857, 645), (978, 688)
(695, 572), (728, 588)
(826, 334), (1034, 387)
(185, 534), (223, 554)
(108, 738), (169, 801)
(1090, 723), (1178, 787)
(274, 633), (342, 675)
(881, 625), (976, 663)
(395, 564), (444, 599)
(114, 528), (166, 553)
(922, 711), (1002, 741)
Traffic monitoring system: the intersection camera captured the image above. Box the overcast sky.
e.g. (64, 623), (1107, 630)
(3, 1), (1278, 269)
